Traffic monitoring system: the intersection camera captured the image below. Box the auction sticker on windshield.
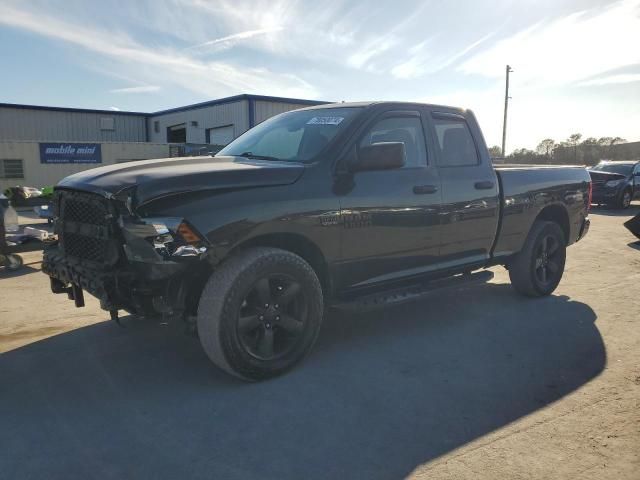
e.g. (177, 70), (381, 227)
(307, 117), (344, 125)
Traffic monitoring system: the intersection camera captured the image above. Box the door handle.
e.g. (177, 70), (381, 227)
(474, 181), (495, 190)
(413, 185), (438, 195)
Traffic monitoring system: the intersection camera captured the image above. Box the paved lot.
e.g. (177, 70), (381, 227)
(1, 205), (639, 479)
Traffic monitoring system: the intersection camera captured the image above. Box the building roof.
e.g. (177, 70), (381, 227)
(0, 94), (329, 117)
(0, 102), (148, 116)
(151, 94), (329, 116)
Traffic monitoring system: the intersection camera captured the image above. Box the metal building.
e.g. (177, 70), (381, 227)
(0, 94), (326, 191)
(147, 95), (324, 146)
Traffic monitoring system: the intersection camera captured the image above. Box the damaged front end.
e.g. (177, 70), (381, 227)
(42, 188), (212, 319)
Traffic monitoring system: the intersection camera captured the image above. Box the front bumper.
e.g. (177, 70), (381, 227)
(42, 245), (191, 312)
(42, 246), (126, 310)
(578, 216), (590, 241)
(591, 188), (621, 204)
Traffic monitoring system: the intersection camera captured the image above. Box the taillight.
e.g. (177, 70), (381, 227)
(587, 181), (592, 212)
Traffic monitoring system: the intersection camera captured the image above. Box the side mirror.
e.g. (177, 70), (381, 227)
(351, 142), (406, 172)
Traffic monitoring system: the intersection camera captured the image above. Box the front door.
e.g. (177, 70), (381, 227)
(335, 110), (442, 291)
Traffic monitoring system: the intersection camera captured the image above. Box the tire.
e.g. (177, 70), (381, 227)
(197, 247), (323, 381)
(5, 254), (23, 271)
(617, 189), (632, 209)
(508, 221), (566, 297)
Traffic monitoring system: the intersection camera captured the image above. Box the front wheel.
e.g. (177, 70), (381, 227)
(508, 221), (566, 297)
(197, 247), (323, 381)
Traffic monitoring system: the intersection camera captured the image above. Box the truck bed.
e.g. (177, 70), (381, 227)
(495, 164), (587, 170)
(492, 165), (591, 259)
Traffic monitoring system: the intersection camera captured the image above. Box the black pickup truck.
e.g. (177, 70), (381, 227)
(43, 101), (591, 380)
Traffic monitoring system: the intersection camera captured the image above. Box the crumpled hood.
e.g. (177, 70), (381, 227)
(56, 155), (305, 205)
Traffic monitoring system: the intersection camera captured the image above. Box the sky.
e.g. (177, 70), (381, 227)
(0, 0), (639, 152)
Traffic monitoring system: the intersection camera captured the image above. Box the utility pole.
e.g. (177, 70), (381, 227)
(501, 65), (513, 157)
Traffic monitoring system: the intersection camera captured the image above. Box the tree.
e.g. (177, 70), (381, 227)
(581, 137), (598, 145)
(597, 137), (614, 146)
(536, 138), (556, 157)
(611, 137), (626, 145)
(567, 133), (582, 146)
(488, 145), (502, 157)
(567, 133), (582, 162)
(507, 148), (546, 164)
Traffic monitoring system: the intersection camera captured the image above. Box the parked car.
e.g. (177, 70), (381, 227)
(588, 160), (640, 209)
(42, 101), (592, 380)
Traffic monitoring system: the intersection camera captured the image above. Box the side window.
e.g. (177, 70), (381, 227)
(359, 116), (427, 168)
(634, 164), (640, 175)
(432, 116), (479, 167)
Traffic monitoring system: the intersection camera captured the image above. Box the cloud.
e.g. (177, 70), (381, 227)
(459, 0), (640, 86)
(186, 27), (284, 51)
(391, 33), (492, 80)
(390, 41), (431, 79)
(0, 1), (318, 99)
(347, 37), (398, 70)
(578, 72), (640, 86)
(110, 85), (161, 94)
(108, 106), (121, 111)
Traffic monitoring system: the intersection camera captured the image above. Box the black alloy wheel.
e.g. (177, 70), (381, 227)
(508, 220), (566, 297)
(533, 234), (562, 287)
(197, 247), (324, 381)
(237, 274), (307, 360)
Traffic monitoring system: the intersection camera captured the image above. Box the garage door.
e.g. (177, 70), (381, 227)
(207, 125), (235, 146)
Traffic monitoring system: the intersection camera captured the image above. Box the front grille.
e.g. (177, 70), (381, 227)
(57, 190), (118, 265)
(63, 232), (108, 263)
(63, 198), (109, 226)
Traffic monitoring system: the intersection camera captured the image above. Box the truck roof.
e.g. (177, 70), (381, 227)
(597, 160), (639, 164)
(298, 101), (467, 114)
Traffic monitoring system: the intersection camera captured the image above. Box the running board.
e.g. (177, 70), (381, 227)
(332, 270), (494, 312)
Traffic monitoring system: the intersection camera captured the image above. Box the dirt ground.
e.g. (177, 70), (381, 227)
(1, 205), (639, 479)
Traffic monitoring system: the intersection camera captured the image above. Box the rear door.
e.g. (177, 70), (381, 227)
(335, 109), (442, 290)
(428, 112), (500, 267)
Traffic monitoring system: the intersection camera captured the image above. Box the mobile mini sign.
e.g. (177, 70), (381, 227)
(39, 143), (102, 164)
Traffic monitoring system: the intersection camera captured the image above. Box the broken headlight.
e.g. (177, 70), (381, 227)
(144, 217), (208, 258)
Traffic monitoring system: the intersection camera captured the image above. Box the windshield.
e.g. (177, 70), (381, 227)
(217, 107), (362, 162)
(591, 163), (633, 175)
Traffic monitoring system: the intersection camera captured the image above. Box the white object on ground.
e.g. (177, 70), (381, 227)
(3, 204), (19, 232)
(22, 226), (50, 241)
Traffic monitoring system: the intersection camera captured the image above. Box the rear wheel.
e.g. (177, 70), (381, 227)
(508, 221), (566, 297)
(618, 189), (632, 209)
(197, 247), (323, 381)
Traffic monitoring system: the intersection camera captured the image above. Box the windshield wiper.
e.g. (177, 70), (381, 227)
(237, 151), (282, 162)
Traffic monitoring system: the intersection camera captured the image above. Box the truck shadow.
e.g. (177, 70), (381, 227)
(0, 282), (605, 480)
